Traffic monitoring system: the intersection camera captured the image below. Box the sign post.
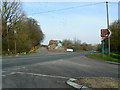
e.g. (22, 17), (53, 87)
(101, 29), (111, 56)
(102, 37), (105, 57)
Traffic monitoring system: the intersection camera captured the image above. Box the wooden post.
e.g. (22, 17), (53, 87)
(106, 1), (110, 56)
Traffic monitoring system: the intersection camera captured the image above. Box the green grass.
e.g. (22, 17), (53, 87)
(2, 51), (36, 57)
(85, 53), (120, 63)
(2, 53), (17, 56)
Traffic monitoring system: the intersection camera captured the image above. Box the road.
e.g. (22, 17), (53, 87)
(2, 52), (118, 88)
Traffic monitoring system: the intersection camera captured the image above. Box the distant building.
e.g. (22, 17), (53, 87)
(48, 40), (62, 50)
(49, 40), (58, 46)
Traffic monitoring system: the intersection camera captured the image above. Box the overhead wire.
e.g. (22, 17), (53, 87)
(29, 2), (105, 15)
(109, 2), (118, 4)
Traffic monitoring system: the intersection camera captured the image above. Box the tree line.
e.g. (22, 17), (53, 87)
(2, 0), (44, 54)
(100, 20), (120, 54)
(62, 39), (97, 52)
(110, 20), (120, 53)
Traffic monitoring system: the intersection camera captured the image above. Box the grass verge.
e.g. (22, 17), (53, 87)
(74, 77), (119, 88)
(85, 53), (120, 63)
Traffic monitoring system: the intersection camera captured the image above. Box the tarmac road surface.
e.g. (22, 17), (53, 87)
(2, 52), (118, 88)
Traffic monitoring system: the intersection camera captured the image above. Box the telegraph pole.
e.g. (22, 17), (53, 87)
(106, 1), (110, 56)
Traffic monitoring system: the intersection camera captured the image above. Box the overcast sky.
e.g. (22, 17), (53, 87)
(22, 1), (118, 45)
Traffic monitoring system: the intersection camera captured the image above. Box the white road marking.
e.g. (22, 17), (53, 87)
(6, 71), (71, 79)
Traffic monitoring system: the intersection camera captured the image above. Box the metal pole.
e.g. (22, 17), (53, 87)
(106, 1), (110, 56)
(14, 30), (17, 54)
(7, 25), (10, 54)
(15, 39), (16, 54)
(103, 39), (104, 57)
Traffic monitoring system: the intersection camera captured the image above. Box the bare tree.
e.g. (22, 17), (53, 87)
(2, 0), (25, 38)
(2, 0), (25, 53)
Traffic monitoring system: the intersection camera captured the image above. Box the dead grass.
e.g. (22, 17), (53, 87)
(74, 77), (119, 88)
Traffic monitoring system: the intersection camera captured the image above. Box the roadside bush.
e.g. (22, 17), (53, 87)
(62, 39), (97, 52)
(62, 39), (73, 49)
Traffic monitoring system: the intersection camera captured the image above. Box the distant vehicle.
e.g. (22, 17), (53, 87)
(66, 49), (73, 52)
(93, 51), (98, 53)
